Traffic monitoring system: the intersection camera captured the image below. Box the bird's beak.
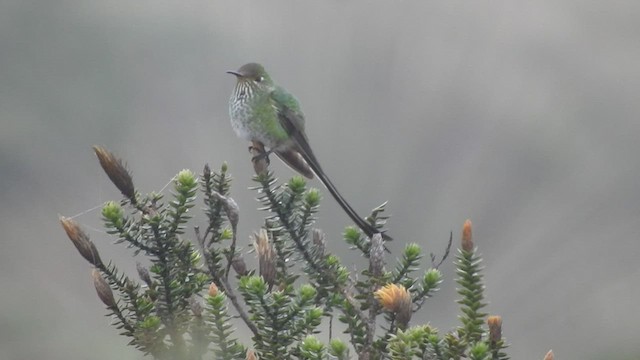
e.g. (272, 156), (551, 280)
(226, 70), (243, 77)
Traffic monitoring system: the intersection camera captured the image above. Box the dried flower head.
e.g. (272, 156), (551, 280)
(213, 192), (239, 231)
(487, 315), (503, 343)
(543, 350), (554, 360)
(203, 163), (212, 179)
(91, 268), (116, 308)
(375, 283), (412, 329)
(208, 283), (219, 297)
(60, 216), (103, 266)
(253, 229), (276, 288)
(369, 233), (385, 277)
(461, 219), (474, 252)
(312, 228), (326, 257)
(231, 255), (248, 276)
(189, 296), (203, 317)
(93, 146), (136, 202)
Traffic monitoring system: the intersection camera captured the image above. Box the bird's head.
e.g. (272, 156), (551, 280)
(227, 63), (274, 90)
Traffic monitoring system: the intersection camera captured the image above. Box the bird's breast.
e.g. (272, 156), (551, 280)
(228, 98), (254, 141)
(228, 93), (286, 147)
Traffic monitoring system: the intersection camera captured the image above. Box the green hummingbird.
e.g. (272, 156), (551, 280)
(227, 63), (388, 240)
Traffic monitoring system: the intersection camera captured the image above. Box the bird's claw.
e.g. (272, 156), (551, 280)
(249, 145), (272, 165)
(251, 151), (271, 165)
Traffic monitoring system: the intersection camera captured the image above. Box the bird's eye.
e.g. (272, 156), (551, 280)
(256, 76), (264, 83)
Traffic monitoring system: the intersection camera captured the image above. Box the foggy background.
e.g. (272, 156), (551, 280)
(1, 1), (639, 359)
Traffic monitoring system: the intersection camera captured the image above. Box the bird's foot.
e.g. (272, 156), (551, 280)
(248, 145), (272, 165)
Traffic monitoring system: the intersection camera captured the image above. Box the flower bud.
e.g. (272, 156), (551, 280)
(487, 315), (502, 343)
(93, 146), (135, 202)
(91, 269), (116, 308)
(461, 219), (473, 252)
(60, 216), (103, 266)
(203, 163), (212, 180)
(189, 297), (203, 317)
(231, 255), (248, 276)
(136, 262), (152, 286)
(246, 349), (257, 360)
(208, 283), (219, 297)
(213, 192), (239, 231)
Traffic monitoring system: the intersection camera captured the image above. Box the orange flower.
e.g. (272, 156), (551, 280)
(375, 284), (412, 328)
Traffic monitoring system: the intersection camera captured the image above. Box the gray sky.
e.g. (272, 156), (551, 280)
(1, 1), (639, 359)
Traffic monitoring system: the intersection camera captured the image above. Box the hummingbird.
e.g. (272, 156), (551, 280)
(227, 63), (388, 240)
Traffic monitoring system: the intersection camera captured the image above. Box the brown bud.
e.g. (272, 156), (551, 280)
(91, 269), (116, 308)
(543, 350), (554, 360)
(461, 219), (474, 252)
(226, 198), (239, 231)
(208, 283), (219, 297)
(253, 229), (276, 289)
(246, 349), (257, 360)
(203, 163), (212, 180)
(136, 262), (152, 286)
(487, 315), (503, 343)
(231, 255), (248, 276)
(60, 216), (103, 266)
(250, 141), (269, 176)
(375, 284), (412, 329)
(189, 297), (203, 317)
(93, 146), (136, 202)
(213, 192), (239, 232)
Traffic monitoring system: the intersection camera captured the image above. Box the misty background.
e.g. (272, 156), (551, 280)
(1, 1), (639, 359)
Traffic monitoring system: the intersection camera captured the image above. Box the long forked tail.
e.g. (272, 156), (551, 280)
(299, 150), (392, 241)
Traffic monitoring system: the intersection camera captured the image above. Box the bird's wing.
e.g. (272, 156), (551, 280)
(275, 148), (314, 179)
(269, 87), (383, 239)
(269, 87), (321, 166)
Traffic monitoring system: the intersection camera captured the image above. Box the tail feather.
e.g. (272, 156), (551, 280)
(297, 148), (391, 240)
